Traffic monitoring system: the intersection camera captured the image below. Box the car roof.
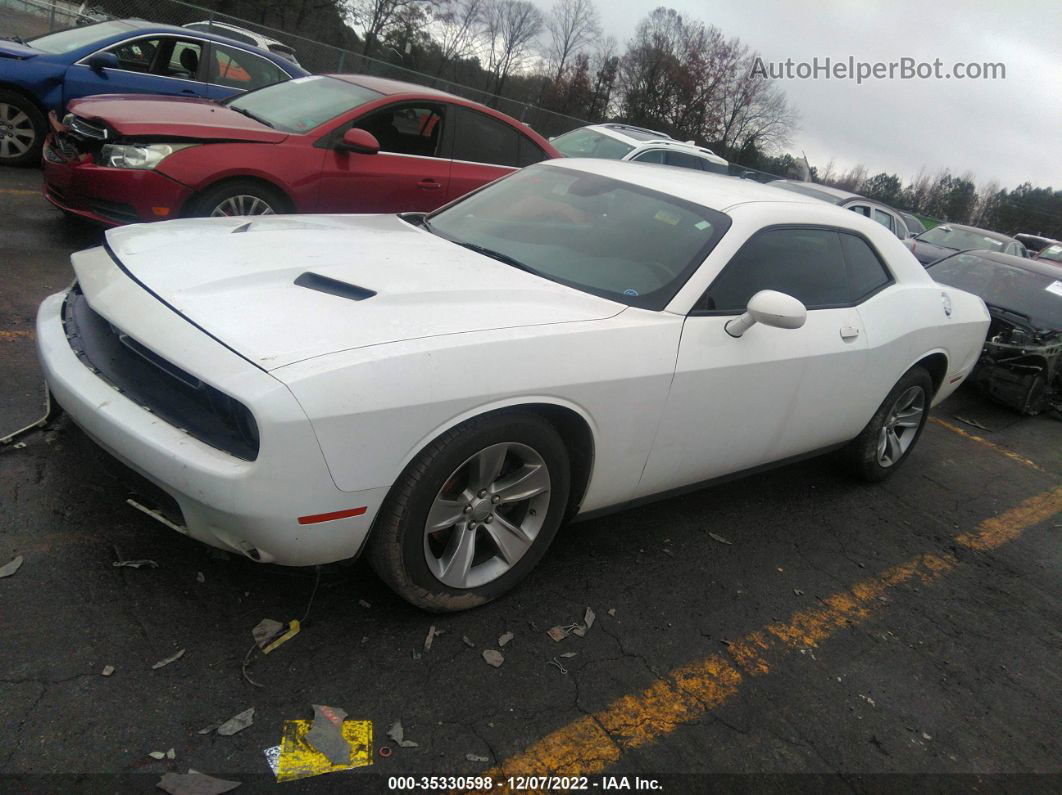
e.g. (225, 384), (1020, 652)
(185, 20), (286, 46)
(329, 74), (460, 99)
(946, 249), (1062, 278)
(539, 158), (822, 212)
(770, 179), (862, 202)
(928, 223), (1015, 243)
(91, 19), (303, 68)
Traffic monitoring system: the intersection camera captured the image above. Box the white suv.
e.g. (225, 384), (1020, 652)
(550, 123), (730, 174)
(184, 21), (299, 64)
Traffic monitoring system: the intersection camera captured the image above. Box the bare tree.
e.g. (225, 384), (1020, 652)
(433, 0), (486, 76)
(481, 0), (544, 96)
(349, 0), (434, 55)
(587, 34), (618, 119)
(546, 0), (600, 81)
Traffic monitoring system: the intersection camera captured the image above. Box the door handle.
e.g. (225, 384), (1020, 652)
(840, 325), (860, 340)
(416, 179), (442, 190)
(180, 89), (196, 95)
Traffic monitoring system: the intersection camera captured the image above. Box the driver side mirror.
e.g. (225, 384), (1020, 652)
(86, 51), (119, 71)
(725, 290), (807, 338)
(340, 128), (380, 154)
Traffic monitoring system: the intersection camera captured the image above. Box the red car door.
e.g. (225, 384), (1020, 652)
(444, 105), (522, 203)
(314, 101), (452, 213)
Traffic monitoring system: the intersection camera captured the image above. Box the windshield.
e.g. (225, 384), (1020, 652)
(1037, 244), (1062, 263)
(917, 225), (1004, 252)
(425, 165), (730, 310)
(929, 253), (1062, 329)
(27, 21), (133, 54)
(550, 128), (636, 160)
(768, 181), (847, 204)
(225, 75), (381, 133)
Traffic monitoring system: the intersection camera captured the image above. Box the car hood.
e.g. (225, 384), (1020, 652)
(0, 40), (41, 59)
(66, 95), (287, 143)
(103, 214), (624, 370)
(907, 239), (956, 265)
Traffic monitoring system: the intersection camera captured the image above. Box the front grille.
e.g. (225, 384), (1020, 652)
(87, 198), (139, 224)
(86, 440), (187, 529)
(68, 115), (108, 140)
(63, 285), (260, 461)
(53, 132), (81, 159)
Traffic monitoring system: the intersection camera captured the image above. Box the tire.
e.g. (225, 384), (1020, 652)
(189, 179), (290, 218)
(0, 90), (46, 167)
(368, 412), (571, 612)
(844, 366), (933, 482)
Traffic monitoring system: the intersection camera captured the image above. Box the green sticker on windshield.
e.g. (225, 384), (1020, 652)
(654, 210), (680, 226)
(694, 220), (711, 230)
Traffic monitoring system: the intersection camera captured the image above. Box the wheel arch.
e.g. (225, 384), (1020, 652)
(184, 173), (295, 216)
(0, 82), (50, 118)
(394, 398), (598, 519)
(909, 350), (949, 399)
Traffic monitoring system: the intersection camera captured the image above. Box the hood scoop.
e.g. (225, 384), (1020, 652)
(294, 272), (375, 302)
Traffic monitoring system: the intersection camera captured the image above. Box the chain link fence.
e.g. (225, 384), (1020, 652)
(2, 0), (785, 181)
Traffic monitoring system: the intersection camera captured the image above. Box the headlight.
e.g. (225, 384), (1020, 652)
(98, 143), (197, 170)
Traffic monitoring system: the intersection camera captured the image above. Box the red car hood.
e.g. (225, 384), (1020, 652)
(65, 95), (288, 143)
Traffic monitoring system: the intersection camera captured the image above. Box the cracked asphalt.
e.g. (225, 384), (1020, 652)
(2, 167), (1060, 790)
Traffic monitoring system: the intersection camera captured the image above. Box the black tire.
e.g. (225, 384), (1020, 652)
(188, 179), (290, 218)
(844, 366), (933, 482)
(368, 412), (571, 612)
(0, 90), (46, 167)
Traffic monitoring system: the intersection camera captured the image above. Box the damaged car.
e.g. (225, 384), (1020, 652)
(928, 250), (1062, 415)
(36, 161), (989, 610)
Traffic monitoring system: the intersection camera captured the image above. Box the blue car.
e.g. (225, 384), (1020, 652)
(0, 19), (308, 166)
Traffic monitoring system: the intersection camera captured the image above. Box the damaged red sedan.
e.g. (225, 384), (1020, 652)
(41, 74), (557, 225)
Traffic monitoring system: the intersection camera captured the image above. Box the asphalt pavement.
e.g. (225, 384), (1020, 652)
(1, 167), (1060, 792)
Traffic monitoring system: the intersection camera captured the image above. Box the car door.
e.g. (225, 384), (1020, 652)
(314, 101), (452, 213)
(444, 105), (524, 203)
(64, 35), (208, 106)
(637, 226), (883, 497)
(200, 41), (290, 101)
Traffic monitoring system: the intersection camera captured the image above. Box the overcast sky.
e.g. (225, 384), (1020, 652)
(534, 0), (1062, 190)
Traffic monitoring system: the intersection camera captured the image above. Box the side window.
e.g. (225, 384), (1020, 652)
(163, 39), (203, 79)
(665, 150), (706, 170)
(702, 160), (729, 175)
(871, 208), (894, 233)
(105, 37), (161, 73)
(840, 233), (891, 300)
(632, 149), (666, 164)
(517, 135), (547, 167)
(699, 228), (849, 311)
(353, 104), (445, 157)
(451, 107), (519, 167)
(848, 204), (871, 218)
(208, 43), (286, 90)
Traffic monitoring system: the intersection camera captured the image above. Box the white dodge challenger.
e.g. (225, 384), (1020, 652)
(36, 160), (990, 610)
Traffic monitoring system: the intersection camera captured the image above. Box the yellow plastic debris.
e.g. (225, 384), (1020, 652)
(275, 719), (372, 782)
(262, 619), (300, 654)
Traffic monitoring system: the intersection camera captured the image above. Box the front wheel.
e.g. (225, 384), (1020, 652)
(0, 91), (45, 167)
(189, 179), (290, 218)
(368, 412), (570, 611)
(844, 366), (933, 482)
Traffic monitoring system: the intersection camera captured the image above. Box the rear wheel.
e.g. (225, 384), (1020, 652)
(844, 366), (933, 482)
(368, 412), (570, 611)
(0, 91), (45, 167)
(190, 179), (290, 218)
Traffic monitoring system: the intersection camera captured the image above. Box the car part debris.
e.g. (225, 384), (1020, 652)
(708, 532), (733, 545)
(547, 625), (574, 642)
(0, 384), (59, 447)
(166, 748), (176, 760)
(0, 555), (24, 578)
(102, 665), (115, 676)
(217, 708), (255, 736)
(152, 649), (185, 669)
(149, 751), (167, 760)
(466, 753), (489, 762)
(548, 657), (568, 675)
(423, 624), (441, 652)
(113, 559), (158, 569)
(498, 631), (514, 647)
(571, 607), (595, 637)
(261, 620), (300, 654)
(462, 636), (476, 648)
(386, 721), (419, 748)
(263, 745), (281, 776)
(196, 572), (205, 583)
(358, 599), (371, 608)
(607, 608), (616, 617)
(156, 770), (241, 795)
(306, 705), (352, 766)
(482, 649), (504, 668)
(559, 652), (578, 658)
(378, 746), (392, 758)
(198, 723), (221, 735)
(953, 415), (992, 431)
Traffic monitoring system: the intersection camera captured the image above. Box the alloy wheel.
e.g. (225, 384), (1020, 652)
(423, 442), (551, 589)
(876, 385), (925, 467)
(0, 103), (36, 160)
(210, 194), (275, 217)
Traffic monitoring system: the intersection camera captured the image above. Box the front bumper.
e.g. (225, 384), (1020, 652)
(42, 133), (193, 226)
(35, 248), (388, 565)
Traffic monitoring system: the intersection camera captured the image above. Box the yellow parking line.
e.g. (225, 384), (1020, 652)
(477, 487), (1062, 788)
(0, 330), (35, 342)
(929, 417), (1043, 472)
(0, 188), (40, 196)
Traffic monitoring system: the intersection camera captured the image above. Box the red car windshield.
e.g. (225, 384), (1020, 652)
(225, 75), (382, 133)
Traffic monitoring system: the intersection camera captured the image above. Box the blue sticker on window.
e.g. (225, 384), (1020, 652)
(623, 289), (639, 296)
